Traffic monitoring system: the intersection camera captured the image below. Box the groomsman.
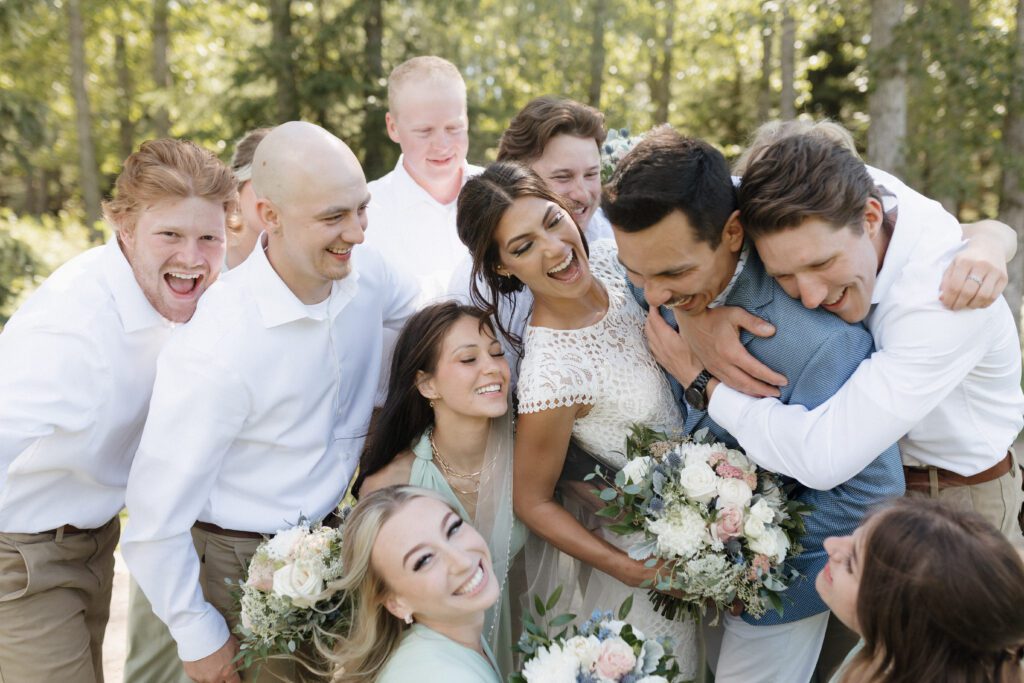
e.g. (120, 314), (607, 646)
(0, 139), (235, 682)
(691, 135), (1024, 540)
(122, 121), (418, 683)
(364, 55), (482, 302)
(603, 127), (905, 683)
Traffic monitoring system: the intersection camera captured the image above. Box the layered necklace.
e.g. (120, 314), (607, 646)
(428, 427), (488, 497)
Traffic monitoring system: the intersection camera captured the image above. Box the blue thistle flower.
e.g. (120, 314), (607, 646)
(667, 453), (682, 469)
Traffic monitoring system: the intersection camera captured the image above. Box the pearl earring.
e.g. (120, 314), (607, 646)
(429, 400), (435, 408)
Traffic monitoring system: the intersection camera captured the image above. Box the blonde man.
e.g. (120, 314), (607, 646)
(0, 139), (234, 682)
(364, 55), (482, 302)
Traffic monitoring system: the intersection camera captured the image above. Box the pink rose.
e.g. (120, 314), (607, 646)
(595, 638), (636, 680)
(713, 505), (744, 543)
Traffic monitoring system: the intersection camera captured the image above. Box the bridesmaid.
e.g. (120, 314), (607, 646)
(329, 486), (501, 683)
(356, 302), (524, 677)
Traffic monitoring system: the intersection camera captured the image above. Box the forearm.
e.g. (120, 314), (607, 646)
(963, 219), (1017, 262)
(514, 494), (642, 586)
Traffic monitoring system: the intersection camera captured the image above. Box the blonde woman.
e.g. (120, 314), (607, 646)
(329, 486), (501, 683)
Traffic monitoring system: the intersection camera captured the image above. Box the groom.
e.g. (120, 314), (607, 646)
(122, 121), (418, 682)
(602, 127), (904, 683)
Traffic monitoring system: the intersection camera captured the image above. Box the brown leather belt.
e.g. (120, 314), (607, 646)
(904, 452), (1014, 492)
(193, 520), (265, 540)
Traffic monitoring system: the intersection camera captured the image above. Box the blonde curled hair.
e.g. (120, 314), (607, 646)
(326, 486), (459, 682)
(103, 138), (237, 237)
(733, 118), (859, 176)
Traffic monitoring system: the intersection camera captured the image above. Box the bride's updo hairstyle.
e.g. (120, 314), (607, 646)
(456, 161), (589, 352)
(355, 302), (495, 496)
(326, 486), (460, 682)
(844, 498), (1024, 683)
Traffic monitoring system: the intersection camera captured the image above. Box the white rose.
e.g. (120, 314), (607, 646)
(748, 498), (775, 524)
(649, 506), (708, 559)
(743, 514), (766, 540)
(748, 525), (790, 564)
(716, 477), (753, 509)
(265, 526), (307, 561)
(621, 456), (654, 485)
(677, 462), (719, 504)
(272, 558), (325, 608)
(564, 635), (601, 672)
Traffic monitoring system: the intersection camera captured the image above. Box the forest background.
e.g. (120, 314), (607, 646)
(3, 0), (1024, 336)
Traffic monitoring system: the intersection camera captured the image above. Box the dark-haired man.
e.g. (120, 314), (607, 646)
(603, 126), (905, 683)
(675, 135), (1024, 542)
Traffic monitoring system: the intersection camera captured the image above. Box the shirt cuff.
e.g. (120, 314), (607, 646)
(171, 606), (232, 662)
(707, 383), (759, 433)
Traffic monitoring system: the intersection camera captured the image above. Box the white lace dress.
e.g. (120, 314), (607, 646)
(517, 239), (698, 677)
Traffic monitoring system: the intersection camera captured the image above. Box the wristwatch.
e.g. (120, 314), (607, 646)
(684, 369), (714, 412)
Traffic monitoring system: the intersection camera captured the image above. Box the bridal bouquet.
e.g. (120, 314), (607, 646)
(601, 128), (643, 182)
(512, 590), (684, 683)
(593, 426), (810, 622)
(233, 514), (349, 670)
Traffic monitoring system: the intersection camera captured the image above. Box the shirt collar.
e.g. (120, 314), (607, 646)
(871, 184), (912, 305)
(389, 154), (473, 209)
(709, 242), (750, 309)
(246, 235), (360, 328)
(103, 237), (171, 333)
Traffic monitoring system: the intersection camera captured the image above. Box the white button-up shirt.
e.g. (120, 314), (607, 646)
(121, 241), (417, 661)
(365, 155), (483, 304)
(0, 239), (172, 533)
(709, 169), (1024, 490)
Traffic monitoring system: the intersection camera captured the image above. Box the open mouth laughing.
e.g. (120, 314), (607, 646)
(547, 250), (582, 283)
(453, 561), (488, 597)
(164, 271), (204, 297)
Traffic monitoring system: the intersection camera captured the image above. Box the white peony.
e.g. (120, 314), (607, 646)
(522, 642), (580, 682)
(272, 557), (325, 608)
(679, 442), (718, 468)
(265, 526), (307, 561)
(648, 505), (708, 559)
(622, 456), (654, 485)
(749, 498), (775, 524)
(564, 635), (601, 672)
(716, 477), (753, 509)
(748, 525), (790, 564)
(676, 461), (719, 504)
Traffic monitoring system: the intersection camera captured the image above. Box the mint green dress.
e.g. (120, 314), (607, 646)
(828, 640), (864, 683)
(408, 432), (527, 679)
(377, 624), (501, 683)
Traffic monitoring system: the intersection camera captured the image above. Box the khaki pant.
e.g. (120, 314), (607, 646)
(0, 518), (119, 683)
(191, 527), (313, 682)
(905, 451), (1024, 541)
(123, 577), (191, 683)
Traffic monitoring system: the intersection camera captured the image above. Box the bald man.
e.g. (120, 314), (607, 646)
(122, 122), (418, 683)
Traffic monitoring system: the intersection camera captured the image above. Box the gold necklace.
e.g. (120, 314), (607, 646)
(428, 429), (483, 495)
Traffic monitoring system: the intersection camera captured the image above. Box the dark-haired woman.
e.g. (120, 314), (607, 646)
(455, 161), (697, 678)
(355, 302), (524, 678)
(819, 497), (1024, 683)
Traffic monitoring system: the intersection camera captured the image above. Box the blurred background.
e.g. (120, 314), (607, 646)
(2, 0), (1023, 331)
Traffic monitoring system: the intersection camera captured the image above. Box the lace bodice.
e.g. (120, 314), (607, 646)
(517, 240), (682, 469)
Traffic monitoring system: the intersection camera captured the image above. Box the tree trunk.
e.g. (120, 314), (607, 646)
(361, 0), (387, 179)
(115, 32), (135, 160)
(66, 0), (103, 241)
(757, 16), (774, 123)
(587, 0), (608, 108)
(151, 0), (170, 137)
(652, 0), (676, 124)
(269, 0), (300, 122)
(999, 0), (1024, 332)
(780, 3), (796, 120)
(867, 0), (907, 175)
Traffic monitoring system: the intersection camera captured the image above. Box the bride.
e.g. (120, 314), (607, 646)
(455, 161), (698, 678)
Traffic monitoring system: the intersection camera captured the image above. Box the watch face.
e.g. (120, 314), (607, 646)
(685, 386), (707, 411)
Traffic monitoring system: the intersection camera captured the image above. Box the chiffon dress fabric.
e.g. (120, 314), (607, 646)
(376, 623), (501, 683)
(407, 409), (526, 679)
(515, 239), (698, 679)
